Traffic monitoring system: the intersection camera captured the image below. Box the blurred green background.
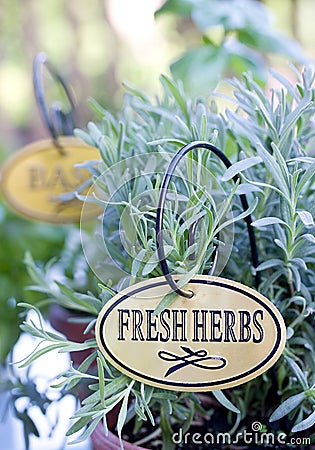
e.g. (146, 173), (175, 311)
(1, 0), (315, 154)
(0, 0), (178, 152)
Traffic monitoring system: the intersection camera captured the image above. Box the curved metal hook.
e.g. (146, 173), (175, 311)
(33, 52), (76, 152)
(156, 140), (260, 298)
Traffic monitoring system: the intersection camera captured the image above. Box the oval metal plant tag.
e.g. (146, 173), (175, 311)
(96, 275), (286, 391)
(0, 137), (100, 223)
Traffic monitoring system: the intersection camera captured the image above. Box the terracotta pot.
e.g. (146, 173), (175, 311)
(91, 421), (147, 450)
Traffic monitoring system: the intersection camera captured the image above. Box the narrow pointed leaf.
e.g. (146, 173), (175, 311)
(269, 392), (305, 422)
(222, 157), (262, 181)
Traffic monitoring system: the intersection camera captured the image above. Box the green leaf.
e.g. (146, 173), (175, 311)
(122, 81), (151, 102)
(301, 233), (315, 243)
(251, 217), (285, 228)
(216, 197), (258, 234)
(73, 128), (96, 147)
(23, 252), (47, 287)
(286, 327), (294, 340)
(148, 138), (187, 147)
(66, 415), (93, 436)
(82, 375), (129, 405)
(292, 410), (315, 433)
(66, 351), (98, 390)
(213, 390), (240, 414)
(235, 184), (263, 195)
(155, 0), (194, 18)
(256, 143), (290, 199)
(17, 342), (68, 368)
(270, 143), (289, 183)
(213, 179), (239, 229)
(141, 246), (174, 276)
(297, 210), (314, 228)
(87, 97), (114, 120)
(278, 96), (312, 151)
(152, 392), (178, 401)
(160, 74), (190, 125)
(68, 418), (101, 443)
(177, 210), (206, 236)
(117, 381), (135, 447)
(191, 0), (262, 32)
(97, 357), (105, 407)
(153, 290), (178, 316)
(296, 162), (315, 198)
(55, 282), (100, 314)
(269, 69), (299, 101)
(170, 45), (229, 96)
(285, 357), (309, 390)
(238, 28), (305, 63)
(269, 392), (305, 422)
(226, 40), (267, 83)
(97, 350), (114, 378)
(256, 259), (284, 272)
(153, 266), (200, 316)
(222, 157), (262, 182)
(241, 174), (285, 199)
(140, 384), (155, 425)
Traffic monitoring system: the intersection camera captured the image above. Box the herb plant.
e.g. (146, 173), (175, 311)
(19, 65), (315, 448)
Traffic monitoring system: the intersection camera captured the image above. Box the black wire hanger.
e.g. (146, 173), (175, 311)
(33, 52), (76, 152)
(156, 140), (260, 298)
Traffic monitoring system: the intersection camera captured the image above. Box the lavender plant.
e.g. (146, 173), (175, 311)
(19, 66), (315, 448)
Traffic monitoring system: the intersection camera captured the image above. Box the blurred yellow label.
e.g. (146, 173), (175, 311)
(0, 137), (100, 223)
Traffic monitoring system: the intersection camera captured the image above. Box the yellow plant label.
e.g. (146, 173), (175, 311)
(0, 137), (100, 223)
(96, 275), (286, 391)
